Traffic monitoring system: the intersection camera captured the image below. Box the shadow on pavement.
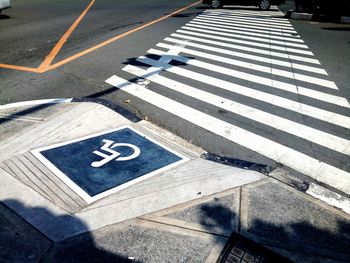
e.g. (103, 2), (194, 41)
(322, 26), (350, 31)
(170, 11), (202, 18)
(197, 198), (350, 262)
(0, 98), (140, 125)
(0, 199), (135, 263)
(85, 54), (193, 100)
(0, 103), (54, 125)
(198, 203), (292, 262)
(0, 14), (10, 20)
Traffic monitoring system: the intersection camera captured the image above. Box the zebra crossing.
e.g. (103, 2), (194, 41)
(105, 7), (350, 195)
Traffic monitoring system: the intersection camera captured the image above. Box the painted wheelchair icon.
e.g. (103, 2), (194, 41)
(91, 139), (141, 168)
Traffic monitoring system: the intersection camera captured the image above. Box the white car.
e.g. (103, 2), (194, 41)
(0, 0), (11, 13)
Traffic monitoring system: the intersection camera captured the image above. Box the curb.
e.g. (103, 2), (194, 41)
(0, 97), (141, 122)
(0, 98), (73, 110)
(291, 12), (313, 21)
(340, 16), (350, 24)
(288, 11), (350, 24)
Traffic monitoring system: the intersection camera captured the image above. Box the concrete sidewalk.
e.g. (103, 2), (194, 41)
(0, 100), (350, 262)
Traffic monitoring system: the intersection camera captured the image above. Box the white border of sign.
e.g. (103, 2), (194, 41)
(31, 125), (190, 204)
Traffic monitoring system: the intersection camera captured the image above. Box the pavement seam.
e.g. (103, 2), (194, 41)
(136, 217), (229, 239)
(238, 187), (243, 234)
(139, 187), (252, 220)
(142, 216), (232, 237)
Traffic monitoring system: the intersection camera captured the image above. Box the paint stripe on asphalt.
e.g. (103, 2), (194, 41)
(204, 11), (292, 23)
(194, 16), (297, 34)
(176, 30), (314, 56)
(155, 44), (339, 92)
(198, 14), (294, 28)
(165, 36), (323, 70)
(205, 10), (280, 16)
(181, 26), (309, 49)
(205, 10), (291, 21)
(123, 64), (350, 155)
(306, 183), (350, 214)
(189, 20), (303, 42)
(105, 75), (350, 196)
(135, 55), (350, 129)
(187, 22), (304, 43)
(171, 33), (319, 64)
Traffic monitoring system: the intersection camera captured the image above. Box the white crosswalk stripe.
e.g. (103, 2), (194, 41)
(105, 7), (350, 194)
(177, 29), (313, 55)
(152, 45), (338, 90)
(134, 55), (350, 128)
(187, 21), (305, 43)
(198, 14), (294, 28)
(193, 16), (297, 33)
(122, 64), (350, 155)
(183, 24), (306, 45)
(170, 33), (320, 64)
(193, 17), (298, 33)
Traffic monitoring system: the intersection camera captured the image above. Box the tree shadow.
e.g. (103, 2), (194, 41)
(0, 199), (137, 263)
(197, 195), (350, 262)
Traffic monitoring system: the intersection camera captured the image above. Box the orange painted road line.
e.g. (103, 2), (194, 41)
(0, 64), (40, 73)
(38, 0), (96, 71)
(0, 0), (201, 73)
(46, 0), (202, 72)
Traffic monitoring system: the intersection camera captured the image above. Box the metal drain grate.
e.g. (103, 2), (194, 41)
(219, 235), (292, 263)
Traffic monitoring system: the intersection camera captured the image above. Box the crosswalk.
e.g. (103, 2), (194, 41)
(105, 7), (350, 195)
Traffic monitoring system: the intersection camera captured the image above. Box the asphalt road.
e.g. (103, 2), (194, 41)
(0, 0), (202, 103)
(1, 0), (350, 190)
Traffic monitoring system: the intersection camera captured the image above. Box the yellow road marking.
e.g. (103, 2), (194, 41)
(38, 0), (96, 71)
(0, 63), (40, 73)
(0, 0), (201, 74)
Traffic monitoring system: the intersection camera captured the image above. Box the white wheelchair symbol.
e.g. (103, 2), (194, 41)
(91, 139), (141, 168)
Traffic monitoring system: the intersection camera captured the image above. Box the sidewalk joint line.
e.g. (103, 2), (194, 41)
(137, 217), (231, 238)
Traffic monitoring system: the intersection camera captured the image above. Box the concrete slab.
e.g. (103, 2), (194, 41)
(0, 101), (267, 243)
(0, 103), (76, 143)
(0, 102), (130, 161)
(0, 203), (52, 262)
(43, 219), (216, 263)
(240, 179), (350, 262)
(140, 188), (240, 239)
(76, 159), (265, 238)
(165, 191), (239, 233)
(0, 152), (202, 242)
(0, 167), (87, 242)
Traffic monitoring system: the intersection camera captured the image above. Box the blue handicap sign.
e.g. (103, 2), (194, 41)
(34, 127), (185, 200)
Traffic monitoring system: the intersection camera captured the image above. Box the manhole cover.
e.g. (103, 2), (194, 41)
(219, 235), (292, 263)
